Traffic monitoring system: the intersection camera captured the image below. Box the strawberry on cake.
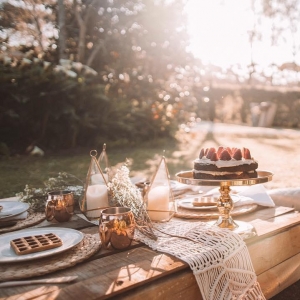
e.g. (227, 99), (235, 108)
(193, 146), (258, 180)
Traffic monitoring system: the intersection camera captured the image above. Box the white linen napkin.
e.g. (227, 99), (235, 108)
(171, 181), (212, 197)
(203, 184), (275, 207)
(238, 184), (275, 207)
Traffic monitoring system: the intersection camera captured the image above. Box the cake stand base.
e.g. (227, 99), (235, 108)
(208, 220), (255, 239)
(214, 215), (239, 229)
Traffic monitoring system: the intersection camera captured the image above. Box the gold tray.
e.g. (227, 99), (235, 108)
(175, 170), (273, 186)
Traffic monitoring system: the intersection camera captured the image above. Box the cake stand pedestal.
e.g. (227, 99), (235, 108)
(175, 170), (273, 231)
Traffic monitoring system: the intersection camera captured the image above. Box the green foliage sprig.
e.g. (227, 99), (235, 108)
(16, 172), (84, 212)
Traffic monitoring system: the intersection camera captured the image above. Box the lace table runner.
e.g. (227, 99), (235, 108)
(135, 219), (265, 300)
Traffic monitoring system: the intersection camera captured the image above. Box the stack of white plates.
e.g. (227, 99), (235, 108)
(0, 201), (29, 227)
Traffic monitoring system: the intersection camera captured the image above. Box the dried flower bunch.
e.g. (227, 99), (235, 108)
(107, 163), (156, 240)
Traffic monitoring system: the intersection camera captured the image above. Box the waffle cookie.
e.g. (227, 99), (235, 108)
(10, 233), (63, 255)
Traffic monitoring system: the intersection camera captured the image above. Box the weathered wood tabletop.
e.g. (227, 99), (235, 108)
(1, 205), (300, 300)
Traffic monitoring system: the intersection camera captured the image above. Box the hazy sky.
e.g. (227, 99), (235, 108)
(185, 0), (296, 68)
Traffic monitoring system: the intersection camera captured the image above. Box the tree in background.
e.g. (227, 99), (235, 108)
(58, 0), (68, 60)
(0, 0), (201, 154)
(0, 0), (57, 54)
(262, 0), (300, 71)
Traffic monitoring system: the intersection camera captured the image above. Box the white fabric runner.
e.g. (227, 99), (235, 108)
(135, 219), (265, 300)
(202, 184), (275, 208)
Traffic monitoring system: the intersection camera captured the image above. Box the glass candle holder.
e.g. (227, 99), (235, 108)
(99, 207), (135, 250)
(145, 156), (176, 222)
(45, 190), (74, 222)
(80, 150), (109, 220)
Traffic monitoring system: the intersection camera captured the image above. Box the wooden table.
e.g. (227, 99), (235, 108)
(1, 205), (300, 300)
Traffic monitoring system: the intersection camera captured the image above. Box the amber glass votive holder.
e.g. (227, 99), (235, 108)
(99, 207), (135, 250)
(45, 190), (74, 222)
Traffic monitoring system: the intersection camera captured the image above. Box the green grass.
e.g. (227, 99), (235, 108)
(0, 135), (194, 199)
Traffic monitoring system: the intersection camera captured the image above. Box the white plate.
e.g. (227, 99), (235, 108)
(177, 195), (241, 210)
(178, 198), (217, 210)
(0, 227), (84, 263)
(0, 201), (29, 221)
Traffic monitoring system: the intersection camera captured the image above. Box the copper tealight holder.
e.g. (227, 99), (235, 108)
(99, 207), (135, 250)
(45, 190), (74, 222)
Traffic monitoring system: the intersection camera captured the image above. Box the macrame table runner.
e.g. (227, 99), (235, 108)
(135, 219), (265, 300)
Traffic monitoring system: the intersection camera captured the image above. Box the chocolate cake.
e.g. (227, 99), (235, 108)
(193, 146), (258, 180)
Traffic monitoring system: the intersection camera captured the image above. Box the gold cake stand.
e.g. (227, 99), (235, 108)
(175, 170), (273, 230)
